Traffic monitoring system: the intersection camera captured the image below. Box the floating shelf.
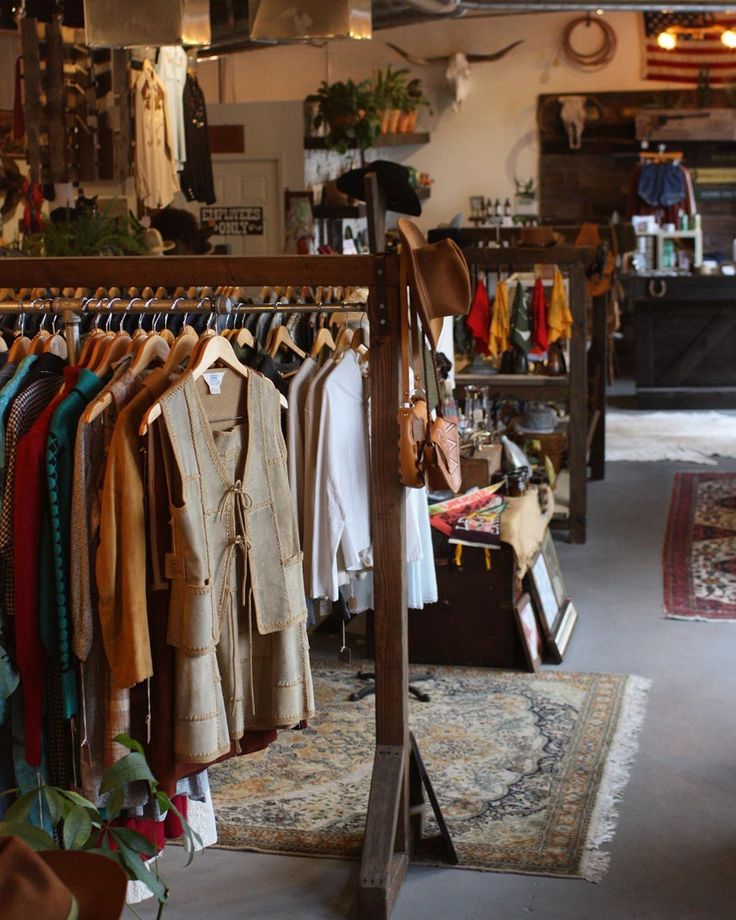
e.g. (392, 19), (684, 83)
(313, 187), (431, 220)
(304, 132), (431, 150)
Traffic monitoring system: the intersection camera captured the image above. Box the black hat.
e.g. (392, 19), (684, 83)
(336, 160), (421, 217)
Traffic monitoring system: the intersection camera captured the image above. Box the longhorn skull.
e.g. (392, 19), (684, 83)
(387, 41), (524, 112)
(558, 95), (603, 150)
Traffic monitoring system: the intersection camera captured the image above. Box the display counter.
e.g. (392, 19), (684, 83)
(622, 273), (736, 409)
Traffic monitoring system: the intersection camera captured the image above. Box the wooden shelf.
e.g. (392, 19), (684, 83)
(304, 132), (430, 150)
(456, 372), (569, 401)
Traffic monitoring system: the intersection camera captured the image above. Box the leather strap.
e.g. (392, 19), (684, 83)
(400, 252), (411, 404)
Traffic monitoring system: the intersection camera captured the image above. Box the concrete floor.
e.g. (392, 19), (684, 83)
(139, 457), (736, 920)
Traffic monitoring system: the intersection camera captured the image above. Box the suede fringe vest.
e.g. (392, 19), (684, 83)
(158, 370), (313, 763)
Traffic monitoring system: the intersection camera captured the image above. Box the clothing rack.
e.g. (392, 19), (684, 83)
(0, 253), (429, 919)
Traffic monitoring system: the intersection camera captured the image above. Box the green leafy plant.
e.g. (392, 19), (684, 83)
(24, 206), (146, 257)
(514, 177), (536, 197)
(0, 734), (201, 918)
(310, 79), (380, 153)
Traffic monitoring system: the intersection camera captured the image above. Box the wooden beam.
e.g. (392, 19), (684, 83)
(358, 746), (407, 920)
(45, 15), (66, 183)
(0, 255), (400, 290)
(19, 18), (43, 185)
(589, 294), (607, 481)
(567, 262), (587, 544)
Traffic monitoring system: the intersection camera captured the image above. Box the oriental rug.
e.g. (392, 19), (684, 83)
(209, 663), (650, 881)
(664, 472), (736, 621)
(606, 411), (736, 465)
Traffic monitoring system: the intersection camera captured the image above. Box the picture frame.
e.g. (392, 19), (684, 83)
(514, 592), (542, 673)
(526, 540), (578, 664)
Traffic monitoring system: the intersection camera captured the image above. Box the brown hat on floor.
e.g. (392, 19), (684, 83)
(0, 836), (128, 920)
(397, 218), (471, 348)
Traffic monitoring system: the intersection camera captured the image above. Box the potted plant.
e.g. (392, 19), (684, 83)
(310, 79), (380, 154)
(374, 65), (410, 134)
(514, 177), (537, 218)
(0, 735), (200, 918)
(399, 77), (431, 132)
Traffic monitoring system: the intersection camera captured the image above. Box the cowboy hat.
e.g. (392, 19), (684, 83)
(336, 160), (421, 217)
(0, 836), (128, 919)
(142, 227), (176, 254)
(397, 217), (471, 349)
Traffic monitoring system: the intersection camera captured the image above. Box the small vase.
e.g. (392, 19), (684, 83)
(380, 109), (392, 134)
(403, 110), (418, 132)
(387, 109), (401, 133)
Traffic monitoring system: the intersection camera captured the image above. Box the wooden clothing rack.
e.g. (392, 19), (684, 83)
(0, 252), (448, 918)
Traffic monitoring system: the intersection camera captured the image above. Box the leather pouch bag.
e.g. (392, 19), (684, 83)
(422, 333), (462, 494)
(397, 255), (428, 489)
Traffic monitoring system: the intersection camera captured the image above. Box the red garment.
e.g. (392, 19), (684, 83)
(109, 793), (188, 852)
(466, 278), (492, 356)
(14, 368), (80, 766)
(530, 278), (549, 356)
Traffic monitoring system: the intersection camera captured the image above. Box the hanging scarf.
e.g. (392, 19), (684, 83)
(530, 277), (549, 355)
(510, 281), (531, 354)
(548, 269), (573, 342)
(466, 277), (492, 356)
(488, 279), (510, 358)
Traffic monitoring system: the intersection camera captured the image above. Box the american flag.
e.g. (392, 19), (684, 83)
(643, 13), (736, 85)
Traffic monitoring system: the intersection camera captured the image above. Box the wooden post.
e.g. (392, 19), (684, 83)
(45, 15), (67, 183)
(589, 293), (607, 481)
(365, 173), (387, 256)
(19, 18), (43, 185)
(568, 262), (588, 544)
(358, 252), (410, 918)
(111, 49), (131, 186)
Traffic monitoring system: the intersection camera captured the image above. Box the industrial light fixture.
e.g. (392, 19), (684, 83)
(656, 21), (736, 51)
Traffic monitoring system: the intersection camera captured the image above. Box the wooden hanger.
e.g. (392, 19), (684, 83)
(43, 329), (68, 360)
(310, 326), (336, 359)
(161, 328), (198, 379)
(140, 334), (287, 437)
(29, 329), (50, 355)
(127, 333), (170, 378)
(268, 324), (306, 360)
(334, 326), (354, 357)
(77, 328), (105, 366)
(93, 330), (130, 376)
(7, 325), (31, 363)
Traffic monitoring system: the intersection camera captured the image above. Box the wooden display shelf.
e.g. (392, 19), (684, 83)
(456, 372), (569, 401)
(304, 132), (430, 150)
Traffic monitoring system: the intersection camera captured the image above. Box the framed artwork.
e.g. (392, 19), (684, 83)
(526, 541), (579, 664)
(514, 592), (542, 673)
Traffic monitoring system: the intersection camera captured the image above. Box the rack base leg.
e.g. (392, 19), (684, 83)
(409, 732), (458, 865)
(358, 745), (409, 920)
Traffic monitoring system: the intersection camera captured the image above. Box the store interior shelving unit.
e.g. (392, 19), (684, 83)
(455, 245), (591, 544)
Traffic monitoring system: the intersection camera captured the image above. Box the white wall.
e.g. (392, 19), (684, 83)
(199, 12), (677, 232)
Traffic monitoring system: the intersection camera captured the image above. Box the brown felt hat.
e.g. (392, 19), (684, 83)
(0, 836), (128, 920)
(397, 218), (471, 349)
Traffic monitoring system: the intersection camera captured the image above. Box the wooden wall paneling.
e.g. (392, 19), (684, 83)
(539, 90), (736, 254)
(45, 15), (67, 182)
(20, 18), (44, 185)
(112, 49), (131, 185)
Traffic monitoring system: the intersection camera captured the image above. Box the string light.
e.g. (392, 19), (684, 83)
(657, 31), (677, 50)
(721, 28), (736, 48)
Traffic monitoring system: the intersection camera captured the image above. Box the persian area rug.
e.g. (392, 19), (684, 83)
(606, 411), (736, 464)
(664, 472), (736, 621)
(209, 663), (650, 881)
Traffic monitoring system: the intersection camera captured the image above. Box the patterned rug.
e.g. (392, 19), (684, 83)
(209, 663), (650, 881)
(664, 472), (736, 621)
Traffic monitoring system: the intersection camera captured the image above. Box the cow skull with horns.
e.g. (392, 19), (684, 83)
(556, 95), (604, 150)
(387, 41), (524, 111)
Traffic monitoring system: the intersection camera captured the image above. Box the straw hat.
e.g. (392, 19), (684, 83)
(143, 227), (176, 254)
(0, 836), (128, 919)
(396, 217), (471, 348)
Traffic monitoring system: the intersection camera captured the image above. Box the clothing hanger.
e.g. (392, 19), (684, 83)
(333, 326), (354, 357)
(42, 310), (68, 360)
(7, 309), (30, 363)
(28, 301), (51, 354)
(140, 333), (287, 437)
(268, 324), (306, 360)
(160, 298), (198, 378)
(310, 326), (336, 360)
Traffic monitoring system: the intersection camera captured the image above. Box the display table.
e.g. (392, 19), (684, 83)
(623, 274), (736, 408)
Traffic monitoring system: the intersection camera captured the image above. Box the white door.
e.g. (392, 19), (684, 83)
(176, 155), (283, 255)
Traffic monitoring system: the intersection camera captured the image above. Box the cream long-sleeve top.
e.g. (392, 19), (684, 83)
(155, 46), (188, 171)
(133, 59), (180, 209)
